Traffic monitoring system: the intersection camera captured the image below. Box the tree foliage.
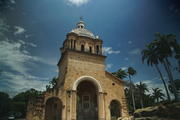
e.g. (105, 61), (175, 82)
(112, 69), (127, 79)
(152, 88), (165, 103)
(0, 89), (42, 118)
(0, 92), (11, 117)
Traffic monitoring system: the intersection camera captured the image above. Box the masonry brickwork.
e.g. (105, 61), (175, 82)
(26, 20), (129, 120)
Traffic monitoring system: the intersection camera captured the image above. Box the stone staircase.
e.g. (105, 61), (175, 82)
(121, 97), (129, 115)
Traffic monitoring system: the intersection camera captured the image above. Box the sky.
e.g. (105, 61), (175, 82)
(0, 0), (180, 97)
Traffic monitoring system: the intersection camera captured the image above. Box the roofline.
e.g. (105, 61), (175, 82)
(66, 32), (103, 42)
(105, 71), (125, 84)
(57, 49), (106, 66)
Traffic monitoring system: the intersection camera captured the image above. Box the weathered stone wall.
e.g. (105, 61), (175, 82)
(61, 34), (103, 55)
(26, 51), (129, 120)
(60, 50), (129, 119)
(26, 32), (129, 120)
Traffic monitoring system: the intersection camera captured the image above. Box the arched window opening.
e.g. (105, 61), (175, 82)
(89, 47), (92, 53)
(81, 45), (85, 52)
(45, 97), (62, 120)
(71, 40), (73, 49)
(96, 45), (99, 54)
(110, 100), (121, 120)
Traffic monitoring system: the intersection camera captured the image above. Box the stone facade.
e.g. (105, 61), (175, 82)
(26, 20), (129, 120)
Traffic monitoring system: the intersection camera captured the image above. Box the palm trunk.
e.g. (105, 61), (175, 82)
(140, 96), (144, 108)
(154, 64), (171, 101)
(157, 98), (159, 103)
(164, 58), (179, 101)
(129, 75), (136, 111)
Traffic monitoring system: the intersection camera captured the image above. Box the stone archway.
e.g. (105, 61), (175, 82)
(45, 97), (62, 120)
(110, 100), (122, 120)
(72, 76), (104, 120)
(72, 76), (103, 92)
(77, 80), (98, 120)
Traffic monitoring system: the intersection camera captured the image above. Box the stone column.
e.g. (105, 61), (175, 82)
(41, 105), (45, 120)
(98, 92), (105, 120)
(103, 92), (107, 120)
(71, 90), (77, 120)
(66, 90), (71, 120)
(61, 104), (66, 120)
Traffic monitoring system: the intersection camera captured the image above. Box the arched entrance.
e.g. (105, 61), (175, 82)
(110, 100), (121, 120)
(76, 80), (98, 120)
(45, 97), (62, 120)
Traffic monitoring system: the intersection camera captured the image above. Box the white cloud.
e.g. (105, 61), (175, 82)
(0, 39), (56, 97)
(124, 57), (129, 61)
(10, 0), (15, 4)
(128, 41), (132, 44)
(66, 0), (90, 6)
(103, 47), (120, 55)
(29, 43), (37, 47)
(135, 76), (174, 100)
(129, 48), (141, 55)
(135, 80), (163, 95)
(0, 39), (57, 74)
(121, 67), (127, 70)
(0, 71), (48, 97)
(106, 64), (113, 70)
(18, 40), (26, 45)
(14, 26), (26, 35)
(0, 40), (39, 74)
(0, 17), (55, 97)
(0, 17), (9, 37)
(25, 34), (33, 39)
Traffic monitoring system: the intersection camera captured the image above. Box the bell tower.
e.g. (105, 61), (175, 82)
(57, 20), (106, 87)
(60, 19), (103, 55)
(26, 19), (129, 120)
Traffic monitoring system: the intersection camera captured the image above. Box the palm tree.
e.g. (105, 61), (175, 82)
(153, 33), (178, 100)
(174, 43), (180, 73)
(50, 77), (58, 88)
(141, 44), (171, 102)
(127, 67), (137, 111)
(152, 88), (165, 103)
(136, 82), (149, 108)
(112, 69), (127, 79)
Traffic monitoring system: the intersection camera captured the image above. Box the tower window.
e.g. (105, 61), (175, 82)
(81, 45), (84, 52)
(71, 40), (73, 49)
(96, 45), (99, 54)
(89, 47), (92, 53)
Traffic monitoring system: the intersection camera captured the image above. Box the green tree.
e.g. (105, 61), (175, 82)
(112, 69), (127, 79)
(50, 77), (58, 88)
(152, 33), (179, 101)
(127, 67), (137, 111)
(141, 44), (171, 102)
(13, 88), (42, 117)
(0, 92), (11, 117)
(136, 82), (149, 108)
(13, 88), (42, 103)
(174, 44), (180, 73)
(152, 88), (165, 103)
(46, 77), (58, 91)
(169, 79), (180, 93)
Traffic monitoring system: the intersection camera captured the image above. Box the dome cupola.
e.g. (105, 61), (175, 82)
(70, 19), (95, 39)
(61, 19), (103, 55)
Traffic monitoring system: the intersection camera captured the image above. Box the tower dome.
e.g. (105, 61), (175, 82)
(70, 20), (95, 39)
